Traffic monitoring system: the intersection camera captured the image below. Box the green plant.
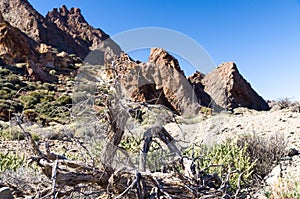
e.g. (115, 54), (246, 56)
(0, 127), (25, 140)
(56, 94), (72, 106)
(0, 152), (25, 172)
(23, 109), (38, 122)
(119, 136), (141, 153)
(184, 141), (256, 192)
(19, 95), (38, 109)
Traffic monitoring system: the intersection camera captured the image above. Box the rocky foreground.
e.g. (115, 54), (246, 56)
(1, 105), (300, 198)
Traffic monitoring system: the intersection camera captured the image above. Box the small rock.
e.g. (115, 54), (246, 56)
(0, 187), (14, 199)
(287, 148), (299, 157)
(265, 165), (282, 186)
(254, 193), (268, 199)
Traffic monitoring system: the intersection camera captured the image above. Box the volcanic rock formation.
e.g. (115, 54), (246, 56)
(0, 11), (37, 65)
(201, 62), (269, 111)
(116, 50), (200, 115)
(0, 0), (121, 59)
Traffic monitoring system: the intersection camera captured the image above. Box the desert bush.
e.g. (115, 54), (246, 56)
(19, 95), (38, 109)
(0, 127), (24, 140)
(0, 67), (10, 76)
(23, 109), (38, 122)
(42, 82), (56, 91)
(6, 73), (22, 84)
(0, 152), (25, 172)
(291, 101), (300, 113)
(56, 94), (72, 106)
(184, 141), (256, 191)
(277, 97), (292, 109)
(237, 134), (286, 181)
(0, 89), (11, 99)
(265, 176), (300, 199)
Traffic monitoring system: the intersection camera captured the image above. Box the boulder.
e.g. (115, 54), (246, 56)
(149, 48), (185, 76)
(115, 51), (200, 115)
(201, 62), (269, 111)
(0, 187), (14, 199)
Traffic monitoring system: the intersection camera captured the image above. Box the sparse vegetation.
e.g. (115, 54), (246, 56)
(0, 152), (25, 172)
(266, 176), (300, 199)
(184, 141), (256, 192)
(0, 62), (297, 198)
(237, 134), (287, 180)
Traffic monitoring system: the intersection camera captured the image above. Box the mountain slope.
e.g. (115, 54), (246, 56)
(0, 0), (121, 59)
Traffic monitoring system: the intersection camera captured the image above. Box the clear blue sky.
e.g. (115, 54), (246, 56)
(28, 0), (300, 100)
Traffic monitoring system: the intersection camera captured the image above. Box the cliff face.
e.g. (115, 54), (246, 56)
(46, 5), (121, 62)
(0, 11), (38, 65)
(0, 0), (121, 59)
(201, 62), (270, 111)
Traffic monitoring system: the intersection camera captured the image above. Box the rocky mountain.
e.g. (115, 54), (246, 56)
(201, 62), (269, 111)
(46, 5), (121, 62)
(113, 50), (200, 115)
(148, 48), (185, 76)
(0, 11), (37, 65)
(0, 0), (121, 60)
(0, 0), (269, 113)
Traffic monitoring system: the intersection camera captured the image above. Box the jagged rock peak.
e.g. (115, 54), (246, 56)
(60, 5), (69, 15)
(202, 62), (270, 111)
(46, 4), (121, 60)
(47, 5), (85, 23)
(188, 71), (205, 84)
(149, 48), (185, 76)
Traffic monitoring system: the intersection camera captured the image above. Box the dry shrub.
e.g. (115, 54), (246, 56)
(291, 101), (300, 113)
(237, 133), (287, 181)
(266, 176), (300, 199)
(277, 97), (292, 109)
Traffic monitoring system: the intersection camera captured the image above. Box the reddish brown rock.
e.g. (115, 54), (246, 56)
(116, 50), (200, 115)
(0, 11), (37, 65)
(26, 61), (58, 83)
(0, 0), (121, 60)
(46, 5), (122, 61)
(149, 48), (185, 76)
(201, 62), (269, 111)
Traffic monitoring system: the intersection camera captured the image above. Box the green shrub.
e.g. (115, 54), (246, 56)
(23, 109), (38, 122)
(0, 127), (24, 141)
(0, 67), (10, 76)
(6, 74), (21, 84)
(42, 82), (56, 91)
(2, 82), (17, 90)
(0, 152), (25, 172)
(0, 89), (11, 99)
(184, 141), (256, 192)
(19, 95), (38, 109)
(56, 94), (72, 106)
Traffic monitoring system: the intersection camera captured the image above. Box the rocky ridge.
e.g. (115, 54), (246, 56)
(201, 62), (269, 111)
(0, 0), (269, 112)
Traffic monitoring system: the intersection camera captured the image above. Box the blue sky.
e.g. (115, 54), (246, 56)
(28, 0), (300, 100)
